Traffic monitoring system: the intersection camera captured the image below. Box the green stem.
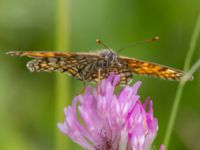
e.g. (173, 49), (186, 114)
(55, 0), (71, 150)
(163, 15), (200, 150)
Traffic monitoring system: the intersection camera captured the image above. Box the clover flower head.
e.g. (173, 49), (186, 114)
(58, 73), (164, 150)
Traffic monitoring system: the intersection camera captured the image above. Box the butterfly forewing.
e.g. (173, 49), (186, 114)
(119, 56), (185, 81)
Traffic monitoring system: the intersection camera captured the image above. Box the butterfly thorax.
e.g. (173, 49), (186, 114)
(95, 49), (132, 84)
(69, 49), (125, 83)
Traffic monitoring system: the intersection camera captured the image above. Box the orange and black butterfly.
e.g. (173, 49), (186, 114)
(6, 40), (192, 84)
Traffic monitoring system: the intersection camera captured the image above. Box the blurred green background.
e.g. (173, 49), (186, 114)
(0, 0), (200, 150)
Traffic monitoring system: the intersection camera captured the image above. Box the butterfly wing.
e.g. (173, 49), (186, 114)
(119, 56), (191, 81)
(7, 51), (191, 83)
(7, 51), (104, 82)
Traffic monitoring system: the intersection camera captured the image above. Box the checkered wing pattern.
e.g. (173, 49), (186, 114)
(7, 51), (191, 84)
(7, 51), (104, 82)
(119, 56), (187, 81)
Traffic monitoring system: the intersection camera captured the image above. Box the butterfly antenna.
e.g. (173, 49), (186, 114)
(96, 39), (112, 51)
(116, 36), (160, 53)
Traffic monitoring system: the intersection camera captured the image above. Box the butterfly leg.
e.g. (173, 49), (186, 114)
(78, 81), (86, 94)
(78, 70), (87, 94)
(97, 68), (102, 94)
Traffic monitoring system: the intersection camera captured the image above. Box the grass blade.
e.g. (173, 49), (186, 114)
(54, 0), (71, 150)
(163, 14), (200, 150)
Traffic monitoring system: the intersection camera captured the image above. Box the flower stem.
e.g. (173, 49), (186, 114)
(163, 14), (200, 150)
(55, 0), (71, 150)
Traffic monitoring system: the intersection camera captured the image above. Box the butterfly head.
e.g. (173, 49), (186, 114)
(99, 49), (121, 67)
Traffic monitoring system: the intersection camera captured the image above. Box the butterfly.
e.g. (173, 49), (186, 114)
(6, 46), (192, 84)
